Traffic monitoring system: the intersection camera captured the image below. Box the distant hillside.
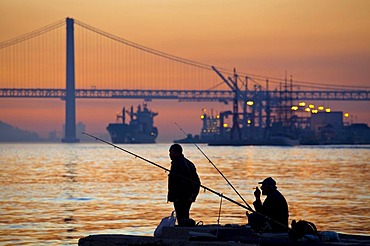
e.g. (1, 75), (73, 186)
(0, 121), (41, 142)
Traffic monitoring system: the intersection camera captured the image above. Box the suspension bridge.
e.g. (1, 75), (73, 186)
(0, 18), (369, 142)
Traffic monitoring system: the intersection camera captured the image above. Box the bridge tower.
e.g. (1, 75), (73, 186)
(62, 18), (79, 143)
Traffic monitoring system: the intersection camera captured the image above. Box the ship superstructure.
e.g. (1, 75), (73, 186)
(107, 103), (158, 143)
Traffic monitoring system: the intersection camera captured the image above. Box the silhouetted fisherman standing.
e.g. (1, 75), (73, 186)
(247, 177), (289, 232)
(167, 144), (200, 226)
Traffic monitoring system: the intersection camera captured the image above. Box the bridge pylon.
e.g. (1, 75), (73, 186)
(62, 17), (79, 143)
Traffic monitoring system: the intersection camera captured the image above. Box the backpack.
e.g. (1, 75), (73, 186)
(185, 159), (200, 201)
(289, 220), (320, 241)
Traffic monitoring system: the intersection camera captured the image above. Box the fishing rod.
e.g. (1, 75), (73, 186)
(82, 132), (302, 239)
(82, 132), (253, 212)
(174, 123), (254, 212)
(172, 126), (302, 236)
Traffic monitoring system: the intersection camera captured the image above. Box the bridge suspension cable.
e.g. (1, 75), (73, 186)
(8, 17), (363, 92)
(74, 19), (213, 71)
(1, 17), (368, 92)
(239, 72), (370, 92)
(0, 19), (65, 49)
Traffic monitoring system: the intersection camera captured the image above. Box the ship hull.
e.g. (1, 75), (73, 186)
(107, 123), (157, 144)
(267, 135), (300, 146)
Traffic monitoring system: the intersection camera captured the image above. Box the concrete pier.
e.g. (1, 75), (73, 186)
(78, 225), (370, 246)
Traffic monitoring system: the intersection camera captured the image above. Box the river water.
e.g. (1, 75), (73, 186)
(0, 143), (369, 245)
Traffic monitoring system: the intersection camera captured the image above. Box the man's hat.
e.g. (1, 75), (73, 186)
(258, 177), (276, 187)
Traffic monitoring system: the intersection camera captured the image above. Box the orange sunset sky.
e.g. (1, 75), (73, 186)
(0, 0), (369, 142)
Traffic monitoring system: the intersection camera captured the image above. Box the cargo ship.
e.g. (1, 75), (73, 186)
(174, 109), (220, 144)
(174, 108), (370, 146)
(106, 103), (158, 144)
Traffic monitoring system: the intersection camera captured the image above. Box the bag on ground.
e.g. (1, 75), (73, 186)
(154, 211), (176, 238)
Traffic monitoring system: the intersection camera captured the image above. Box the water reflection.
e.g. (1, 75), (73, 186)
(62, 160), (77, 240)
(0, 143), (369, 245)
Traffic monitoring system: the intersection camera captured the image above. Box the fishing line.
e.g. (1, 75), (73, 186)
(82, 132), (306, 239)
(217, 194), (223, 225)
(174, 123), (254, 212)
(171, 126), (304, 237)
(82, 132), (253, 212)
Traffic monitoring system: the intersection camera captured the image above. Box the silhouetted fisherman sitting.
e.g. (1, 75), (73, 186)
(247, 177), (289, 232)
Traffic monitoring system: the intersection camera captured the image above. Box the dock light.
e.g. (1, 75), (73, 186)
(299, 102), (306, 107)
(309, 104), (315, 109)
(246, 100), (254, 106)
(305, 108), (311, 112)
(291, 106), (299, 111)
(312, 109), (318, 114)
(344, 112), (349, 118)
(318, 106), (324, 111)
(325, 108), (331, 113)
(223, 123), (228, 128)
